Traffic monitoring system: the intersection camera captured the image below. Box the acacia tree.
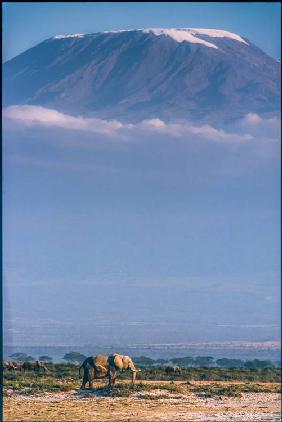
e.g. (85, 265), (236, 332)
(216, 358), (244, 368)
(193, 356), (214, 367)
(9, 353), (35, 362)
(171, 357), (194, 366)
(63, 352), (86, 364)
(38, 355), (53, 362)
(132, 356), (155, 366)
(244, 359), (274, 369)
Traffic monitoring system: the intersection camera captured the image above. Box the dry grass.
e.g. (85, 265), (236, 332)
(3, 383), (280, 422)
(3, 365), (281, 421)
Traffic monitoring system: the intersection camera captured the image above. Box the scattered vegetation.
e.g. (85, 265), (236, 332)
(133, 366), (280, 382)
(3, 371), (78, 395)
(194, 382), (281, 398)
(93, 382), (185, 397)
(3, 363), (280, 397)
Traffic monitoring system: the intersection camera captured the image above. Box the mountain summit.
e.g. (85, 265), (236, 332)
(3, 28), (281, 123)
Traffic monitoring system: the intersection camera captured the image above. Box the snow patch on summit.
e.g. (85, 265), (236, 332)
(189, 29), (248, 45)
(142, 28), (248, 48)
(53, 34), (84, 39)
(142, 28), (218, 49)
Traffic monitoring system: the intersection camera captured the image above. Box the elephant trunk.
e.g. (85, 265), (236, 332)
(79, 364), (84, 377)
(131, 369), (137, 384)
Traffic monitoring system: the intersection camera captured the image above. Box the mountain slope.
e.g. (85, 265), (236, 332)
(3, 28), (281, 123)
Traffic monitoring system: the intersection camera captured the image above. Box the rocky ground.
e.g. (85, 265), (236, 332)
(3, 381), (281, 421)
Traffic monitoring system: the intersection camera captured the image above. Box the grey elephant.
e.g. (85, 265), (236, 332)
(165, 365), (182, 374)
(79, 354), (139, 389)
(12, 361), (24, 371)
(22, 361), (48, 373)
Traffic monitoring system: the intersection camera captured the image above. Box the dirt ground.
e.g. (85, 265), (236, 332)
(3, 381), (281, 422)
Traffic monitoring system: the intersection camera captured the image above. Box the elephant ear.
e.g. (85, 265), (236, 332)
(123, 356), (136, 371)
(113, 355), (123, 370)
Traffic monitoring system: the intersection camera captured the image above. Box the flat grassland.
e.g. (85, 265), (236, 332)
(3, 365), (281, 421)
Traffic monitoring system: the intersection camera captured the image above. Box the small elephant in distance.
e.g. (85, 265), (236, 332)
(79, 354), (140, 389)
(165, 365), (182, 374)
(3, 361), (19, 370)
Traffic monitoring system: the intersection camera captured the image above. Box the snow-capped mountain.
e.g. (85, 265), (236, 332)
(3, 28), (281, 123)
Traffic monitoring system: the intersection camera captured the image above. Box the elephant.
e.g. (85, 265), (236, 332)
(2, 361), (22, 370)
(3, 361), (11, 370)
(165, 365), (182, 375)
(3, 361), (16, 370)
(22, 361), (48, 373)
(12, 362), (24, 370)
(79, 354), (139, 389)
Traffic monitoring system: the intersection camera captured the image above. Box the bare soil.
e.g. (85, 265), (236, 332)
(3, 381), (281, 421)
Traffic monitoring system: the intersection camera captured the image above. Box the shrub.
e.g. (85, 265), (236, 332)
(132, 356), (155, 366)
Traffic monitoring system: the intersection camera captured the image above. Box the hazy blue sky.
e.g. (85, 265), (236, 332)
(3, 2), (281, 61)
(3, 2), (281, 347)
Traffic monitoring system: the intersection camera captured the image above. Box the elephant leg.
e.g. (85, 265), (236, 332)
(108, 368), (117, 386)
(88, 369), (95, 388)
(81, 372), (88, 389)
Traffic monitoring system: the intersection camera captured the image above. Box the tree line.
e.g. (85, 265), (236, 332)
(7, 352), (280, 369)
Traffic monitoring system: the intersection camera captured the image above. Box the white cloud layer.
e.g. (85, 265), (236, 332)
(3, 105), (125, 135)
(239, 112), (280, 142)
(242, 113), (263, 125)
(3, 105), (257, 143)
(241, 112), (280, 130)
(139, 118), (253, 142)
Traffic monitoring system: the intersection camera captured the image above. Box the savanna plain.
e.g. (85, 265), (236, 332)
(3, 364), (281, 421)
